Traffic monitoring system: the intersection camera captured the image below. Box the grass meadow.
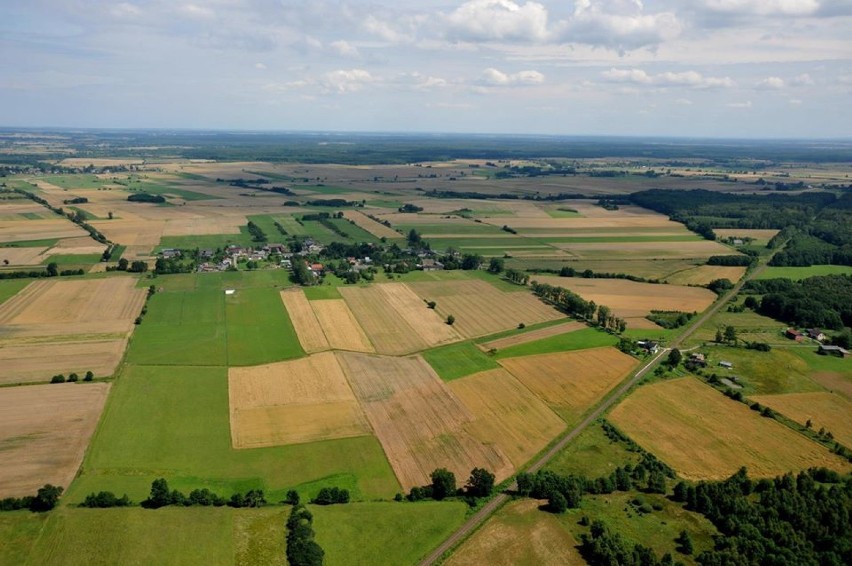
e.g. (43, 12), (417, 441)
(422, 341), (500, 381)
(544, 421), (640, 478)
(0, 279), (31, 306)
(755, 265), (852, 280)
(312, 501), (467, 565)
(73, 364), (400, 504)
(1, 507), (286, 566)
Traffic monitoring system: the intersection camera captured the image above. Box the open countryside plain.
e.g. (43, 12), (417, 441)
(1, 146), (850, 566)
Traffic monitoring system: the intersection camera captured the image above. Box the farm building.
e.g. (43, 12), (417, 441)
(421, 259), (444, 271)
(806, 328), (826, 342)
(719, 361), (734, 369)
(636, 340), (660, 354)
(785, 328), (804, 341)
(818, 344), (849, 358)
(689, 352), (707, 366)
(160, 248), (181, 259)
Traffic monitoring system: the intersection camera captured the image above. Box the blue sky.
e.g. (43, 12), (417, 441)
(1, 0), (850, 137)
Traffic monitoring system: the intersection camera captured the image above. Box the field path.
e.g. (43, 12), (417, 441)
(418, 257), (771, 565)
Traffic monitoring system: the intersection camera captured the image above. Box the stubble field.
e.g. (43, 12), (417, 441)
(609, 377), (851, 480)
(0, 383), (110, 497)
(749, 392), (852, 447)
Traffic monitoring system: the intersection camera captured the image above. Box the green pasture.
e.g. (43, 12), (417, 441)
(755, 265), (852, 280)
(158, 229), (255, 251)
(545, 421), (640, 478)
(396, 222), (506, 236)
(74, 364), (400, 504)
(0, 279), (31, 305)
(303, 285), (342, 300)
(0, 238), (60, 248)
(41, 253), (102, 265)
(0, 507), (286, 566)
(422, 341), (500, 381)
(699, 346), (824, 396)
(42, 174), (107, 190)
(128, 179), (218, 201)
(225, 287), (303, 366)
(312, 501), (467, 566)
(493, 327), (618, 359)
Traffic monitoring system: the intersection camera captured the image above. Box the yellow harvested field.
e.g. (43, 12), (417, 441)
(338, 352), (514, 490)
(0, 382), (110, 497)
(90, 219), (165, 259)
(380, 283), (460, 346)
(750, 392), (852, 448)
(625, 317), (662, 330)
(342, 210), (401, 239)
(280, 289), (329, 353)
(665, 265), (747, 285)
(714, 228), (779, 241)
(609, 378), (851, 480)
(500, 347), (638, 423)
(812, 372), (852, 401)
(0, 246), (49, 266)
(59, 157), (145, 167)
(480, 321), (585, 351)
(311, 299), (375, 353)
(228, 352), (370, 448)
(0, 339), (127, 385)
(554, 240), (734, 260)
(445, 499), (584, 566)
(408, 280), (563, 339)
(339, 287), (427, 354)
(161, 216), (244, 236)
(0, 218), (87, 243)
(0, 278), (145, 327)
(530, 276), (716, 318)
(449, 369), (566, 467)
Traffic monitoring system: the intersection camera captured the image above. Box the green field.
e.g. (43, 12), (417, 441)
(0, 279), (30, 305)
(312, 502), (467, 566)
(42, 174), (107, 190)
(41, 253), (102, 265)
(422, 341), (500, 381)
(129, 179), (219, 201)
(0, 237), (60, 248)
(396, 222), (505, 236)
(701, 346), (824, 395)
(157, 229), (255, 251)
(754, 265), (852, 280)
(127, 288), (227, 365)
(0, 507), (286, 566)
(561, 492), (718, 562)
(224, 287), (304, 366)
(303, 285), (343, 300)
(493, 327), (618, 359)
(73, 364), (400, 503)
(545, 421), (640, 478)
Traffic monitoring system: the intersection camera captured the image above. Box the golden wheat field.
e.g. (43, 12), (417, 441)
(500, 347), (638, 424)
(750, 392), (852, 448)
(228, 352), (370, 448)
(609, 377), (851, 480)
(449, 368), (566, 468)
(0, 382), (111, 497)
(337, 351), (514, 490)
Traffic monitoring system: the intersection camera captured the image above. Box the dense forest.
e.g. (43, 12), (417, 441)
(672, 467), (850, 566)
(744, 275), (852, 329)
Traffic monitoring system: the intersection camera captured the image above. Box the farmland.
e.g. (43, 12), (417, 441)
(1, 136), (851, 566)
(609, 377), (850, 480)
(336, 351), (514, 490)
(499, 347), (638, 424)
(0, 383), (110, 497)
(445, 499), (584, 566)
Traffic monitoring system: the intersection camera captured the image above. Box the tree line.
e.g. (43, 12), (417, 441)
(744, 274), (852, 329)
(0, 485), (63, 512)
(531, 281), (626, 333)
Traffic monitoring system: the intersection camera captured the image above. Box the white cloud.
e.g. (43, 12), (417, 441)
(330, 40), (360, 58)
(788, 98), (803, 104)
(444, 0), (550, 42)
(254, 62), (267, 70)
(321, 68), (374, 93)
(791, 73), (814, 85)
(110, 3), (141, 19)
(756, 76), (785, 89)
(727, 100), (753, 108)
(602, 68), (735, 89)
(558, 0), (683, 53)
(175, 3), (215, 20)
(479, 67), (545, 86)
(700, 0), (821, 17)
(675, 98), (693, 105)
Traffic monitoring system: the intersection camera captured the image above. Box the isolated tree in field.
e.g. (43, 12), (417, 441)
(50, 374), (65, 384)
(724, 325), (738, 344)
(430, 468), (456, 500)
(67, 373), (78, 382)
(488, 257), (504, 273)
(667, 348), (682, 367)
(446, 314), (455, 325)
(117, 258), (129, 270)
(461, 254), (482, 270)
(715, 328), (724, 343)
(46, 262), (58, 277)
(285, 490), (300, 505)
(427, 300), (436, 309)
(145, 478), (172, 508)
(465, 468), (495, 498)
(597, 305), (611, 328)
(84, 371), (94, 381)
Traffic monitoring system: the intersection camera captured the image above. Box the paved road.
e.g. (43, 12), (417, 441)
(419, 260), (772, 566)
